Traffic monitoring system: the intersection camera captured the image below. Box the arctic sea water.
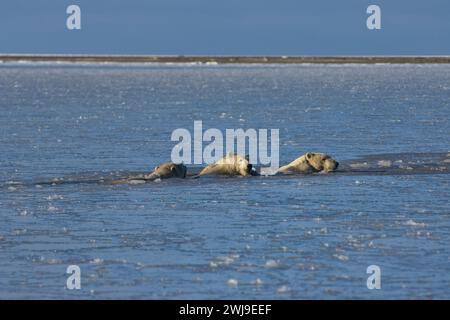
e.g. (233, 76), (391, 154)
(0, 63), (449, 299)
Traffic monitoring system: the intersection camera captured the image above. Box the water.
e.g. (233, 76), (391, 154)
(0, 63), (449, 299)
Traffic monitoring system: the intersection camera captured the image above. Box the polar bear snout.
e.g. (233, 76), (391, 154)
(323, 159), (339, 172)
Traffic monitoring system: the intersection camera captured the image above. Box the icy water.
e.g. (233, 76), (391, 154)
(0, 63), (449, 299)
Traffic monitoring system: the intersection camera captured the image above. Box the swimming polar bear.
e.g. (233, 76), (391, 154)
(144, 162), (187, 180)
(277, 153), (339, 174)
(199, 154), (258, 177)
(112, 162), (187, 184)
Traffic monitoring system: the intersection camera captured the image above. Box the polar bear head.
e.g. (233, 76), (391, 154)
(305, 152), (339, 172)
(147, 162), (187, 179)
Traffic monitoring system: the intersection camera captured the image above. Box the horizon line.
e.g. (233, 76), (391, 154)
(1, 54), (450, 64)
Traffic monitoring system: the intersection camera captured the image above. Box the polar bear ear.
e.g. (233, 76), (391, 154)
(306, 153), (313, 159)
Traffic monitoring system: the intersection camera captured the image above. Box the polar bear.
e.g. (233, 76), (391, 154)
(277, 153), (339, 174)
(111, 162), (187, 184)
(199, 154), (258, 177)
(143, 162), (187, 180)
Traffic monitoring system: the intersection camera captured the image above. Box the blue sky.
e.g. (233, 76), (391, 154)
(1, 0), (449, 55)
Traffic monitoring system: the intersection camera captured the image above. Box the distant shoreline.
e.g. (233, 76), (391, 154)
(1, 55), (450, 64)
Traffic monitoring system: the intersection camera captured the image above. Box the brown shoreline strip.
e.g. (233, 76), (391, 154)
(1, 55), (450, 64)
